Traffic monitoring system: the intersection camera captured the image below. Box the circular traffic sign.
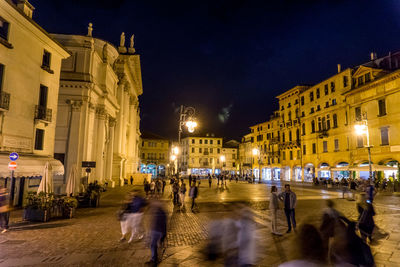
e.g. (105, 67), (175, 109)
(8, 161), (17, 170)
(9, 152), (19, 161)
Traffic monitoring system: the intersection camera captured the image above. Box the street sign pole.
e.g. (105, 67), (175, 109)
(9, 170), (15, 206)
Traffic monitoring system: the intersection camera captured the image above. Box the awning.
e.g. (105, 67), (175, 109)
(0, 154), (64, 178)
(331, 166), (350, 171)
(349, 164), (398, 172)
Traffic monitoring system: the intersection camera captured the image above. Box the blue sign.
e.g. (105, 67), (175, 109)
(9, 152), (19, 161)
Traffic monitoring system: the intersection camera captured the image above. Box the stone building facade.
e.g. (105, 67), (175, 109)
(139, 132), (170, 177)
(52, 29), (142, 187)
(241, 51), (400, 182)
(0, 0), (70, 201)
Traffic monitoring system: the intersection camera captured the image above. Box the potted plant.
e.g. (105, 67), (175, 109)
(62, 197), (78, 219)
(23, 192), (54, 222)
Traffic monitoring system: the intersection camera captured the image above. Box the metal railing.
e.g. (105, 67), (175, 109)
(35, 105), (52, 122)
(0, 91), (10, 110)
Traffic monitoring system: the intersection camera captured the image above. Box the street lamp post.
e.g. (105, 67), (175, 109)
(354, 113), (373, 185)
(252, 148), (262, 183)
(220, 155), (226, 175)
(177, 105), (197, 175)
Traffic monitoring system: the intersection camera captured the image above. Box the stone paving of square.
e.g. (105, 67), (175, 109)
(0, 181), (399, 266)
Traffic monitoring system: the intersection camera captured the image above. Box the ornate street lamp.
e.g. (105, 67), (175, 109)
(354, 112), (373, 185)
(178, 105), (197, 143)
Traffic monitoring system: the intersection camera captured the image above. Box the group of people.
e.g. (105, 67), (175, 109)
(267, 183), (376, 266)
(143, 178), (166, 198)
(170, 176), (199, 212)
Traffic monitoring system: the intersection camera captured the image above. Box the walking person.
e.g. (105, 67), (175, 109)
(172, 180), (180, 205)
(320, 199), (341, 262)
(208, 175), (212, 188)
(150, 180), (156, 197)
(278, 184), (297, 233)
(119, 190), (147, 243)
(146, 200), (167, 266)
(130, 175), (134, 185)
(161, 179), (166, 195)
(357, 194), (375, 243)
(0, 186), (10, 234)
(270, 186), (282, 235)
(179, 179), (187, 211)
(189, 182), (199, 212)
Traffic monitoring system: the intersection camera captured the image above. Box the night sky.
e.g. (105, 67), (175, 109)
(32, 0), (400, 141)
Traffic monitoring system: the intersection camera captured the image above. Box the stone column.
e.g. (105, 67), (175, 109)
(64, 100), (83, 183)
(95, 105), (107, 183)
(105, 117), (116, 183)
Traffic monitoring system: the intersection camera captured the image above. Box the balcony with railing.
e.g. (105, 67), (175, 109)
(317, 129), (329, 138)
(35, 105), (52, 122)
(0, 91), (10, 111)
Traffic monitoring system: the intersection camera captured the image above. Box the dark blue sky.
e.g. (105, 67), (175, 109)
(32, 0), (400, 140)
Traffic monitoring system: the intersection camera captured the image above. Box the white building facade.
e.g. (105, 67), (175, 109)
(0, 0), (70, 203)
(52, 29), (143, 187)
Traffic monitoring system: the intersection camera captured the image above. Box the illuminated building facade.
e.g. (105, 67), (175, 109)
(139, 132), (170, 177)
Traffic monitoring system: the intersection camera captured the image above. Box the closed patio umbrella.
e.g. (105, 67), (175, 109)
(65, 164), (79, 196)
(38, 161), (53, 194)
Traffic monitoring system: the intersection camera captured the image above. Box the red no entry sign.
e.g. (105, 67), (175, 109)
(8, 161), (17, 170)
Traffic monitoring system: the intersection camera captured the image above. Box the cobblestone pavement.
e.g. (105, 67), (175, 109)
(0, 181), (399, 266)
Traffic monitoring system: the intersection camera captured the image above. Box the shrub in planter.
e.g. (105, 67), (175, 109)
(61, 197), (78, 219)
(23, 192), (55, 222)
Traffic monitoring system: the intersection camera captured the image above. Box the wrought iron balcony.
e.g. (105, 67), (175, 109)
(317, 129), (329, 138)
(35, 105), (52, 122)
(0, 91), (10, 111)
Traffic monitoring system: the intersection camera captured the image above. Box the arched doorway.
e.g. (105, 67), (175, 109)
(318, 163), (330, 179)
(333, 162), (350, 180)
(304, 163), (314, 182)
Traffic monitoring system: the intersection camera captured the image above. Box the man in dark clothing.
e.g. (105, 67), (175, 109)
(208, 175), (212, 188)
(172, 181), (180, 205)
(147, 201), (167, 266)
(161, 179), (166, 194)
(278, 184), (297, 233)
(189, 182), (199, 212)
(130, 176), (134, 185)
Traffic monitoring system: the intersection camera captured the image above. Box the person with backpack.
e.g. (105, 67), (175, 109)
(189, 182), (199, 212)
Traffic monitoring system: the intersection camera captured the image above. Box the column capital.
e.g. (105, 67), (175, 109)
(109, 117), (117, 127)
(96, 105), (107, 119)
(66, 99), (83, 111)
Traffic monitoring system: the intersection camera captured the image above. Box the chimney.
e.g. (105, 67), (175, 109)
(337, 64), (341, 73)
(16, 0), (35, 18)
(370, 52), (377, 61)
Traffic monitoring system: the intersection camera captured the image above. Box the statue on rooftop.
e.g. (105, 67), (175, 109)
(87, 23), (93, 37)
(120, 32), (125, 47)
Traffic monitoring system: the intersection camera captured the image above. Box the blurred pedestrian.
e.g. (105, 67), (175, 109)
(162, 179), (166, 195)
(357, 195), (375, 243)
(278, 184), (297, 233)
(237, 207), (256, 266)
(146, 201), (167, 266)
(208, 175), (212, 188)
(0, 186), (10, 234)
(172, 180), (180, 205)
(189, 182), (199, 212)
(279, 224), (327, 267)
(119, 190), (147, 243)
(150, 180), (156, 197)
(156, 179), (162, 198)
(320, 199), (341, 262)
(130, 175), (134, 185)
(179, 179), (187, 211)
(270, 185), (282, 235)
